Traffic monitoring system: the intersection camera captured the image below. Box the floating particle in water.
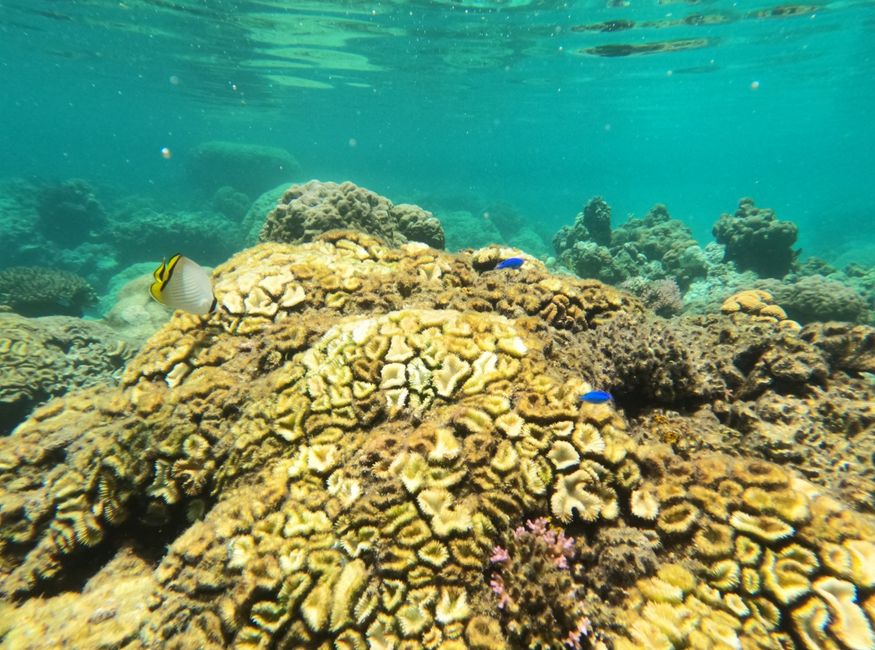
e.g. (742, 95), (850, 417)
(751, 80), (760, 90)
(348, 138), (358, 148)
(169, 75), (180, 85)
(160, 147), (172, 159)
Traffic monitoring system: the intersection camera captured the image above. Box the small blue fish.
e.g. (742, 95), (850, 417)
(495, 257), (525, 270)
(579, 390), (613, 404)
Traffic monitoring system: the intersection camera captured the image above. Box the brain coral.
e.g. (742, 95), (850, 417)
(0, 231), (872, 650)
(0, 313), (135, 436)
(713, 198), (799, 278)
(260, 180), (446, 250)
(0, 266), (97, 317)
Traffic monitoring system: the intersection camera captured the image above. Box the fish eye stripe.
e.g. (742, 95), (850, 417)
(152, 260), (167, 283)
(161, 254), (184, 291)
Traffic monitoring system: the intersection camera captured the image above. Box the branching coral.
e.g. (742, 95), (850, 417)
(487, 517), (590, 648)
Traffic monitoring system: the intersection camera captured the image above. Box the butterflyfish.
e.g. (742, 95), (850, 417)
(149, 254), (216, 314)
(495, 257), (525, 270)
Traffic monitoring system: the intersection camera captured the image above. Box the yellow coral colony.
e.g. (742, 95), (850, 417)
(0, 233), (872, 650)
(721, 289), (801, 330)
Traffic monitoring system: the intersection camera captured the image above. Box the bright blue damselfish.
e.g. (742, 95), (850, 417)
(579, 390), (613, 404)
(495, 257), (525, 270)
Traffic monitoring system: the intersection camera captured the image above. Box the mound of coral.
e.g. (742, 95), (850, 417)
(0, 313), (137, 436)
(755, 275), (870, 325)
(187, 140), (301, 198)
(260, 181), (446, 250)
(554, 199), (709, 290)
(720, 289), (801, 330)
(105, 195), (246, 267)
(0, 266), (97, 317)
(35, 178), (106, 246)
(713, 198), (799, 278)
(0, 232), (873, 650)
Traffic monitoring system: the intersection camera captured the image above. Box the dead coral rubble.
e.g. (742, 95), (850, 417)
(0, 231), (873, 650)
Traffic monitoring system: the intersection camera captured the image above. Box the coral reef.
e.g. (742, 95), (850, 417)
(0, 313), (135, 435)
(439, 210), (505, 251)
(620, 277), (684, 317)
(612, 448), (875, 650)
(35, 178), (106, 245)
(755, 275), (870, 325)
(554, 200), (708, 290)
(0, 231), (872, 650)
(242, 183), (292, 245)
(0, 178), (44, 269)
(100, 272), (173, 342)
(107, 199), (240, 267)
(187, 140), (301, 197)
(480, 201), (529, 244)
(713, 198), (799, 278)
(720, 289), (802, 330)
(0, 266), (97, 317)
(0, 545), (156, 649)
(211, 186), (252, 221)
(259, 180), (446, 249)
(488, 517), (590, 648)
(553, 196), (611, 252)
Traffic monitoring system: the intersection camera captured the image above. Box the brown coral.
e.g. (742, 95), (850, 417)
(0, 232), (872, 650)
(0, 313), (135, 435)
(0, 266), (97, 317)
(721, 288), (801, 330)
(712, 198), (799, 278)
(259, 180), (445, 249)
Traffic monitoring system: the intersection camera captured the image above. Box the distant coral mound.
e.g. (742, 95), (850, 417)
(0, 312), (135, 435)
(0, 266), (96, 317)
(712, 197), (798, 278)
(259, 180), (445, 249)
(1, 231), (873, 649)
(554, 199), (708, 290)
(756, 274), (870, 325)
(35, 178), (106, 245)
(107, 198), (240, 266)
(187, 140), (301, 197)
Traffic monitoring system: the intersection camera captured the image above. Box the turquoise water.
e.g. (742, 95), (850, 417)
(1, 0), (874, 258)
